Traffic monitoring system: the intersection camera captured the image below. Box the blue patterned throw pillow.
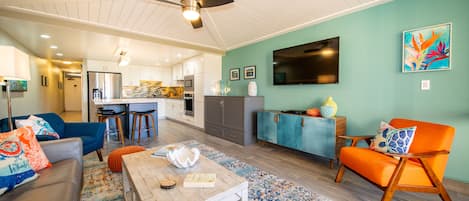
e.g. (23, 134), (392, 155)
(386, 126), (417, 154)
(0, 134), (39, 195)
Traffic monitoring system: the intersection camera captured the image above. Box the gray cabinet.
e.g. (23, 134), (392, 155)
(205, 96), (264, 145)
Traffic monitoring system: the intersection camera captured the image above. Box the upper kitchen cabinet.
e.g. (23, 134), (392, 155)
(172, 64), (183, 81)
(183, 57), (202, 76)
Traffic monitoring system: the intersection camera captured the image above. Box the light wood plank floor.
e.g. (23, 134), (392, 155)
(93, 119), (468, 201)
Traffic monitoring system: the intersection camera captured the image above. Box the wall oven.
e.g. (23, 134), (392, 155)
(184, 92), (194, 116)
(184, 75), (194, 92)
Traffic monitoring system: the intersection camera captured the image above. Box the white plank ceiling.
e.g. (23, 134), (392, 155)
(0, 0), (391, 66)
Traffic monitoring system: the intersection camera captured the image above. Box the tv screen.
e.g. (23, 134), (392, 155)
(273, 37), (339, 85)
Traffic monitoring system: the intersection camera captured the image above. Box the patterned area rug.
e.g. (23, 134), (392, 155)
(81, 141), (331, 201)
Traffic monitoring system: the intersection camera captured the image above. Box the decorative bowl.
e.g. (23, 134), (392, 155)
(320, 106), (335, 118)
(166, 145), (200, 168)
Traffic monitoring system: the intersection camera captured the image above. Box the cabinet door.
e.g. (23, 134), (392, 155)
(302, 117), (335, 159)
(205, 97), (223, 126)
(257, 112), (277, 143)
(222, 97), (244, 130)
(277, 114), (303, 149)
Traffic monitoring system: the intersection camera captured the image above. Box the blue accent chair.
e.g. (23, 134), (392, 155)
(0, 113), (105, 161)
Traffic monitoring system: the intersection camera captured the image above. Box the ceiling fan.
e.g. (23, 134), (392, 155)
(154, 0), (234, 29)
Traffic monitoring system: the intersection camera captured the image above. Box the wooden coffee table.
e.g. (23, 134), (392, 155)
(122, 148), (248, 201)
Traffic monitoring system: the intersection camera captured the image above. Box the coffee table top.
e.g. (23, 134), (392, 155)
(122, 148), (248, 201)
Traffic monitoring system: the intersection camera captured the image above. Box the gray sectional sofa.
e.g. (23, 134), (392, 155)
(0, 138), (83, 201)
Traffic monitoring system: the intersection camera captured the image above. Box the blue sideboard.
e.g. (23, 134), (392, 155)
(257, 111), (346, 167)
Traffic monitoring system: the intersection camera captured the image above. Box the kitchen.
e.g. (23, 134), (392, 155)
(84, 53), (222, 142)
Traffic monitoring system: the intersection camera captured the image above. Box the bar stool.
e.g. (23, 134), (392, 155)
(130, 110), (157, 144)
(97, 109), (126, 145)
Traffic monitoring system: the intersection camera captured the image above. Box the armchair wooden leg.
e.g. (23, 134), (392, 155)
(96, 149), (103, 162)
(419, 158), (452, 201)
(335, 164), (345, 183)
(382, 158), (408, 201)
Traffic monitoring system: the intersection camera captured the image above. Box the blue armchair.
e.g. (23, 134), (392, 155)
(0, 113), (105, 161)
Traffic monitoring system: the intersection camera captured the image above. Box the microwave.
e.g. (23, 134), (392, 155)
(184, 75), (194, 92)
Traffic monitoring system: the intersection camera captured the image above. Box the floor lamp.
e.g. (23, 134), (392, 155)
(0, 46), (31, 130)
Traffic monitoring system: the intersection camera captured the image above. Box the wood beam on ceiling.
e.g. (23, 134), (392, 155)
(0, 6), (225, 55)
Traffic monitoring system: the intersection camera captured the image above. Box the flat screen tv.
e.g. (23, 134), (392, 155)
(273, 37), (339, 85)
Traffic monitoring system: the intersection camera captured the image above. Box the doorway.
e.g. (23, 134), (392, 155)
(64, 72), (82, 112)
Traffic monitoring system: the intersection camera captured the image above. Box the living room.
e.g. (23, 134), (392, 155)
(1, 0), (468, 201)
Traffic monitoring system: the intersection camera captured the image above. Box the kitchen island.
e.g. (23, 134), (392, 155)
(93, 98), (164, 141)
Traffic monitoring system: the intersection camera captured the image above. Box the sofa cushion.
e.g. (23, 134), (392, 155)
(0, 135), (38, 195)
(340, 147), (433, 187)
(17, 159), (82, 190)
(0, 182), (79, 201)
(0, 127), (52, 171)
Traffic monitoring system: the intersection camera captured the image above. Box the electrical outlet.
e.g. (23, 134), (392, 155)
(421, 80), (430, 90)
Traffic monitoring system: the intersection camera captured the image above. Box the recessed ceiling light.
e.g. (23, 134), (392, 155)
(56, 53), (63, 57)
(165, 58), (170, 62)
(176, 53), (182, 58)
(50, 45), (58, 49)
(40, 34), (51, 39)
(63, 61), (72, 64)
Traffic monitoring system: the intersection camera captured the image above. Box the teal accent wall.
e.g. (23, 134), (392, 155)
(222, 0), (469, 182)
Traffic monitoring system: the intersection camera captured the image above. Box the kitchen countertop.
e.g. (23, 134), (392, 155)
(94, 97), (183, 105)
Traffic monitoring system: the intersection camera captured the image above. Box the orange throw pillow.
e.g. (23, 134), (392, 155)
(0, 126), (52, 171)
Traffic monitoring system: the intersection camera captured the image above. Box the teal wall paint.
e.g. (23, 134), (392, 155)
(222, 0), (469, 182)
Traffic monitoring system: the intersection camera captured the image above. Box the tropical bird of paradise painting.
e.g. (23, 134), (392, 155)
(402, 23), (451, 72)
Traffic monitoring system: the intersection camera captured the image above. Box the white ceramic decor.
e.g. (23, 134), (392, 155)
(166, 145), (200, 168)
(248, 81), (257, 96)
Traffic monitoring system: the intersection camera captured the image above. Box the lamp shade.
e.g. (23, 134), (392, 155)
(0, 46), (31, 81)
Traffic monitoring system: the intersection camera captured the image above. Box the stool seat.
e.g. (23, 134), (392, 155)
(130, 110), (155, 115)
(98, 110), (125, 116)
(108, 146), (145, 172)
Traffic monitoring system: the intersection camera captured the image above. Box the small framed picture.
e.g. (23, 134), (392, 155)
(244, 65), (256, 79)
(230, 68), (240, 81)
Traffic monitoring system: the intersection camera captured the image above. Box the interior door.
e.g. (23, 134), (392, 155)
(64, 77), (82, 111)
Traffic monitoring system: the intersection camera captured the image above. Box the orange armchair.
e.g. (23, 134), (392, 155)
(335, 118), (455, 201)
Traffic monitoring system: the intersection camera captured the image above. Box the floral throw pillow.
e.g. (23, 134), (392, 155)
(370, 121), (395, 153)
(0, 134), (39, 195)
(0, 127), (52, 171)
(15, 115), (60, 139)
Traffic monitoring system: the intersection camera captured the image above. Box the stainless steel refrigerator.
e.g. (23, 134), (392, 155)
(87, 71), (122, 122)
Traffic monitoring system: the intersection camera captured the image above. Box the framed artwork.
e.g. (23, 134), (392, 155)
(402, 23), (452, 72)
(229, 68), (240, 81)
(244, 65), (256, 79)
(2, 80), (27, 92)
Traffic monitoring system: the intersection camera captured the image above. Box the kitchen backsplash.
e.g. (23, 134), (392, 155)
(122, 80), (184, 98)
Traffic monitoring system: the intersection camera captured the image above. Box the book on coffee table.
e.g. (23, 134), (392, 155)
(183, 173), (216, 188)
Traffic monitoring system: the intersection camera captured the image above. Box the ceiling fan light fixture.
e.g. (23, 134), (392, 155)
(182, 0), (200, 20)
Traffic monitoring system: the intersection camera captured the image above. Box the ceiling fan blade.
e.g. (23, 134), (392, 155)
(191, 18), (203, 29)
(153, 0), (183, 6)
(198, 0), (234, 8)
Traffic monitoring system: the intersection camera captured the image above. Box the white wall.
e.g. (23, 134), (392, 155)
(0, 29), (64, 118)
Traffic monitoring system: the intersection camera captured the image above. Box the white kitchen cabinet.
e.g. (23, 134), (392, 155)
(156, 98), (166, 119)
(165, 99), (184, 120)
(172, 64), (183, 81)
